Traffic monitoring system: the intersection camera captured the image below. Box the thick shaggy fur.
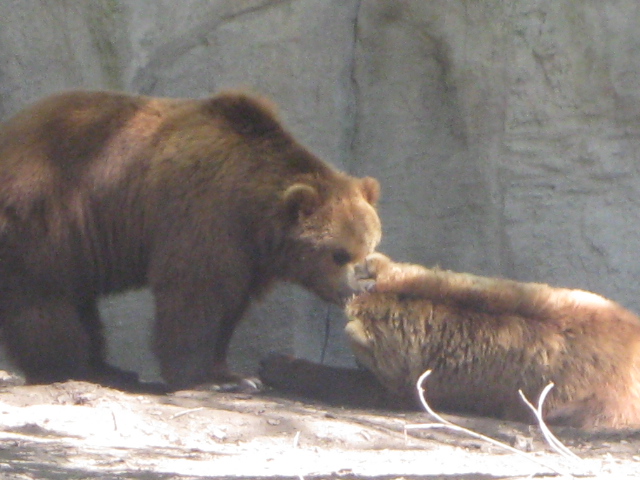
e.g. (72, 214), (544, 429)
(262, 254), (640, 430)
(0, 90), (381, 391)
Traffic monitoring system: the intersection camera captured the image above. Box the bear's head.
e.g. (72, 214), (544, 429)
(208, 90), (382, 304)
(281, 174), (382, 305)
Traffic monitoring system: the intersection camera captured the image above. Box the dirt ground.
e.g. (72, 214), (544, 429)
(0, 373), (639, 480)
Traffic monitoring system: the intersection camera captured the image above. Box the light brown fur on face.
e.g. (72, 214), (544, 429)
(344, 253), (640, 430)
(0, 89), (381, 392)
(282, 177), (381, 304)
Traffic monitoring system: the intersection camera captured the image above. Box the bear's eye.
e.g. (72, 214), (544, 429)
(332, 249), (352, 266)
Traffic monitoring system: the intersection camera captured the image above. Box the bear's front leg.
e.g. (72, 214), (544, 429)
(152, 281), (263, 393)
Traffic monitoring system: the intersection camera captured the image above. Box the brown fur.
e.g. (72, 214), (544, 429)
(0, 90), (381, 392)
(261, 254), (640, 430)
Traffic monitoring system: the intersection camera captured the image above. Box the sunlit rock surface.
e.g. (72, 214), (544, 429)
(0, 0), (639, 380)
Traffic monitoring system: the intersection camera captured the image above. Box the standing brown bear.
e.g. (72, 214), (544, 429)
(262, 254), (640, 430)
(0, 90), (381, 392)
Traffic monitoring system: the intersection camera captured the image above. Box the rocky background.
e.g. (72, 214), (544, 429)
(1, 0), (639, 382)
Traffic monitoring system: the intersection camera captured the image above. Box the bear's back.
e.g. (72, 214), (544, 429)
(0, 89), (349, 296)
(0, 91), (174, 186)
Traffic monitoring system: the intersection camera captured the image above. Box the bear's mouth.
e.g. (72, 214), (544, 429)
(344, 318), (370, 349)
(344, 317), (377, 373)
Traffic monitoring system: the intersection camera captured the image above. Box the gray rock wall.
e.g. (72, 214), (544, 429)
(1, 0), (639, 382)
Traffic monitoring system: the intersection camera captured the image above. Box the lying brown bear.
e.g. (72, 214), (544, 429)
(0, 90), (381, 392)
(261, 254), (640, 430)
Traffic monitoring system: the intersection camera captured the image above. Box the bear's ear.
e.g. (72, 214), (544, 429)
(283, 183), (320, 221)
(360, 177), (380, 206)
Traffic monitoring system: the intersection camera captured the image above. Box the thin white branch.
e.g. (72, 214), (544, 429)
(519, 384), (582, 463)
(405, 370), (574, 477)
(170, 406), (206, 419)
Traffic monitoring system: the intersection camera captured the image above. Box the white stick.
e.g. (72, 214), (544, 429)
(170, 406), (206, 419)
(518, 385), (583, 463)
(405, 370), (573, 477)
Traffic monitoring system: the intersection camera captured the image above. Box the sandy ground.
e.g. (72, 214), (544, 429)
(0, 374), (639, 479)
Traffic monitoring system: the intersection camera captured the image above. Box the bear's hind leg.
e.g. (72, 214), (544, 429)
(1, 294), (95, 384)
